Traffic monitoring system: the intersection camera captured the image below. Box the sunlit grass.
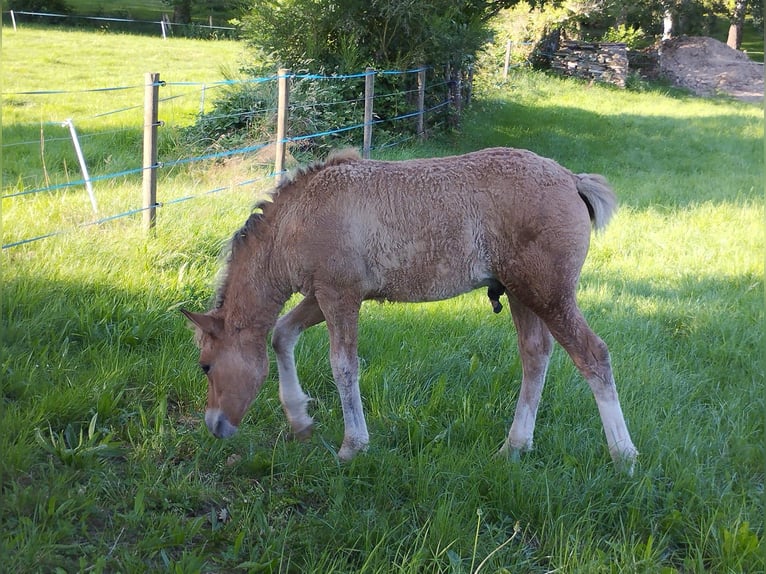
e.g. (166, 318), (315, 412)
(3, 27), (245, 124)
(2, 26), (249, 204)
(1, 28), (764, 572)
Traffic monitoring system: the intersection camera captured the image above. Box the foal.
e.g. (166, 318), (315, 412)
(183, 147), (638, 472)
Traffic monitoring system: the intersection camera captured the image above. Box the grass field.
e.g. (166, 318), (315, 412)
(5, 0), (240, 29)
(2, 27), (764, 573)
(2, 27), (248, 246)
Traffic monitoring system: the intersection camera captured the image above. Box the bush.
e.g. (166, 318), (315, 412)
(184, 0), (508, 156)
(601, 24), (647, 49)
(182, 66), (450, 161)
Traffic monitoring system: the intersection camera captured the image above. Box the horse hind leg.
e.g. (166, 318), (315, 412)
(543, 303), (638, 474)
(499, 295), (554, 459)
(272, 295), (326, 440)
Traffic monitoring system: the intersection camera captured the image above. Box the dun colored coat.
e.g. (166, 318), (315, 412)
(183, 147), (638, 472)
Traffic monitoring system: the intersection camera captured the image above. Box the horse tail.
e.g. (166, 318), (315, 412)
(574, 173), (618, 232)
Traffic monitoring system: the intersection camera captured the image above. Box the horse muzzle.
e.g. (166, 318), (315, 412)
(205, 409), (238, 438)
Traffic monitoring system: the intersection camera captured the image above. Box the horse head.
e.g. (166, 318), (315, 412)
(182, 309), (269, 439)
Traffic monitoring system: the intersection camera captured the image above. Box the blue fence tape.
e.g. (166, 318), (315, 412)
(3, 166), (146, 199)
(6, 84), (143, 96)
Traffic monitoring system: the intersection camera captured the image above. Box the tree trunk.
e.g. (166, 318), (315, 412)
(173, 0), (192, 24)
(727, 0), (748, 50)
(662, 3), (674, 40)
(662, 12), (673, 40)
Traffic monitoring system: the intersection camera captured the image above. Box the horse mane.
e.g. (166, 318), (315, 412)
(213, 148), (362, 308)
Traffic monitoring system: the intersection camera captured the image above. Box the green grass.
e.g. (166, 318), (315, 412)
(2, 27), (249, 246)
(2, 27), (245, 130)
(9, 0), (240, 28)
(2, 29), (764, 573)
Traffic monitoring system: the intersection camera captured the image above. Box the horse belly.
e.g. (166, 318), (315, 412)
(379, 269), (485, 303)
(364, 234), (491, 303)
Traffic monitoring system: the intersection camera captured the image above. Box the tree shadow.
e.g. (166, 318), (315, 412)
(455, 93), (763, 209)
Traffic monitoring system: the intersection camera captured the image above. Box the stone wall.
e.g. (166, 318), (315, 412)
(550, 41), (628, 88)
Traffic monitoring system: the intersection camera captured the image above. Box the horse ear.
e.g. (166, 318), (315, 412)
(181, 309), (224, 338)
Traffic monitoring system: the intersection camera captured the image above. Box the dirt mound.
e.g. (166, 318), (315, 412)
(659, 36), (763, 102)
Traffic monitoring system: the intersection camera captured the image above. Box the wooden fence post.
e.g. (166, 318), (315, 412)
(417, 67), (426, 140)
(143, 72), (160, 232)
(447, 64), (462, 129)
(275, 68), (290, 183)
(363, 68), (375, 159)
(464, 65), (473, 107)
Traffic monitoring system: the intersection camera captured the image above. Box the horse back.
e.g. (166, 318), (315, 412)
(283, 148), (597, 302)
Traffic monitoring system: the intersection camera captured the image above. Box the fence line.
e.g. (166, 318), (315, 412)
(3, 66), (455, 250)
(3, 10), (237, 38)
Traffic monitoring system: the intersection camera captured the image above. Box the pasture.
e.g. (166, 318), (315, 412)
(2, 28), (764, 572)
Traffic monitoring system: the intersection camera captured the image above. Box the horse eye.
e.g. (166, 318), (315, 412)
(200, 363), (211, 375)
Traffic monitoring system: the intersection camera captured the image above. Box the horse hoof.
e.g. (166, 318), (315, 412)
(289, 423), (314, 442)
(337, 437), (369, 461)
(612, 447), (638, 476)
(337, 447), (355, 461)
(499, 447), (521, 462)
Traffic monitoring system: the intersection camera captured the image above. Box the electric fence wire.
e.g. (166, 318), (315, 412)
(3, 68), (451, 249)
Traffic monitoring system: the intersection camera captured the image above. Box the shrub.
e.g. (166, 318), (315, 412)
(602, 24), (647, 49)
(183, 64), (452, 160)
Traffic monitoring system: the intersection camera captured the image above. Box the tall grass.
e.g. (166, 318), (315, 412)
(2, 29), (764, 572)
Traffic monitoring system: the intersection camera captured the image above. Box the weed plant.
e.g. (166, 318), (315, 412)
(2, 29), (764, 573)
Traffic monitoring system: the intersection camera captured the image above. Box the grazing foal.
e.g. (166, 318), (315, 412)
(183, 147), (638, 472)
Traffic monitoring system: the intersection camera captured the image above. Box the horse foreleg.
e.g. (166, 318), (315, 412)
(272, 295), (325, 440)
(319, 294), (369, 461)
(500, 296), (554, 459)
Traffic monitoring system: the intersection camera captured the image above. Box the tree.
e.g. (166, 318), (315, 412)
(727, 0), (748, 49)
(240, 0), (522, 72)
(163, 0), (192, 24)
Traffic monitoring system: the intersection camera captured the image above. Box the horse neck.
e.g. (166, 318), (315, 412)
(220, 230), (289, 333)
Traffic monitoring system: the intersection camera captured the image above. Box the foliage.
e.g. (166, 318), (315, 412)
(239, 0), (517, 72)
(182, 70), (373, 158)
(184, 62), (450, 159)
(480, 1), (576, 68)
(193, 0), (523, 152)
(162, 0), (192, 23)
(517, 0), (761, 40)
(602, 23), (647, 48)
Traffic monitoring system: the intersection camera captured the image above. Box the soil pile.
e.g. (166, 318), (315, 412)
(659, 36), (763, 102)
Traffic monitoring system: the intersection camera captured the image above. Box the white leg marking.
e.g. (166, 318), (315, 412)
(501, 298), (553, 458)
(506, 402), (538, 452)
(589, 379), (638, 474)
(505, 358), (549, 453)
(331, 351), (369, 460)
(276, 343), (314, 438)
(272, 302), (322, 439)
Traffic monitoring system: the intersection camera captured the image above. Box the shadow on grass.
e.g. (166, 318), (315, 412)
(454, 94), (763, 209)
